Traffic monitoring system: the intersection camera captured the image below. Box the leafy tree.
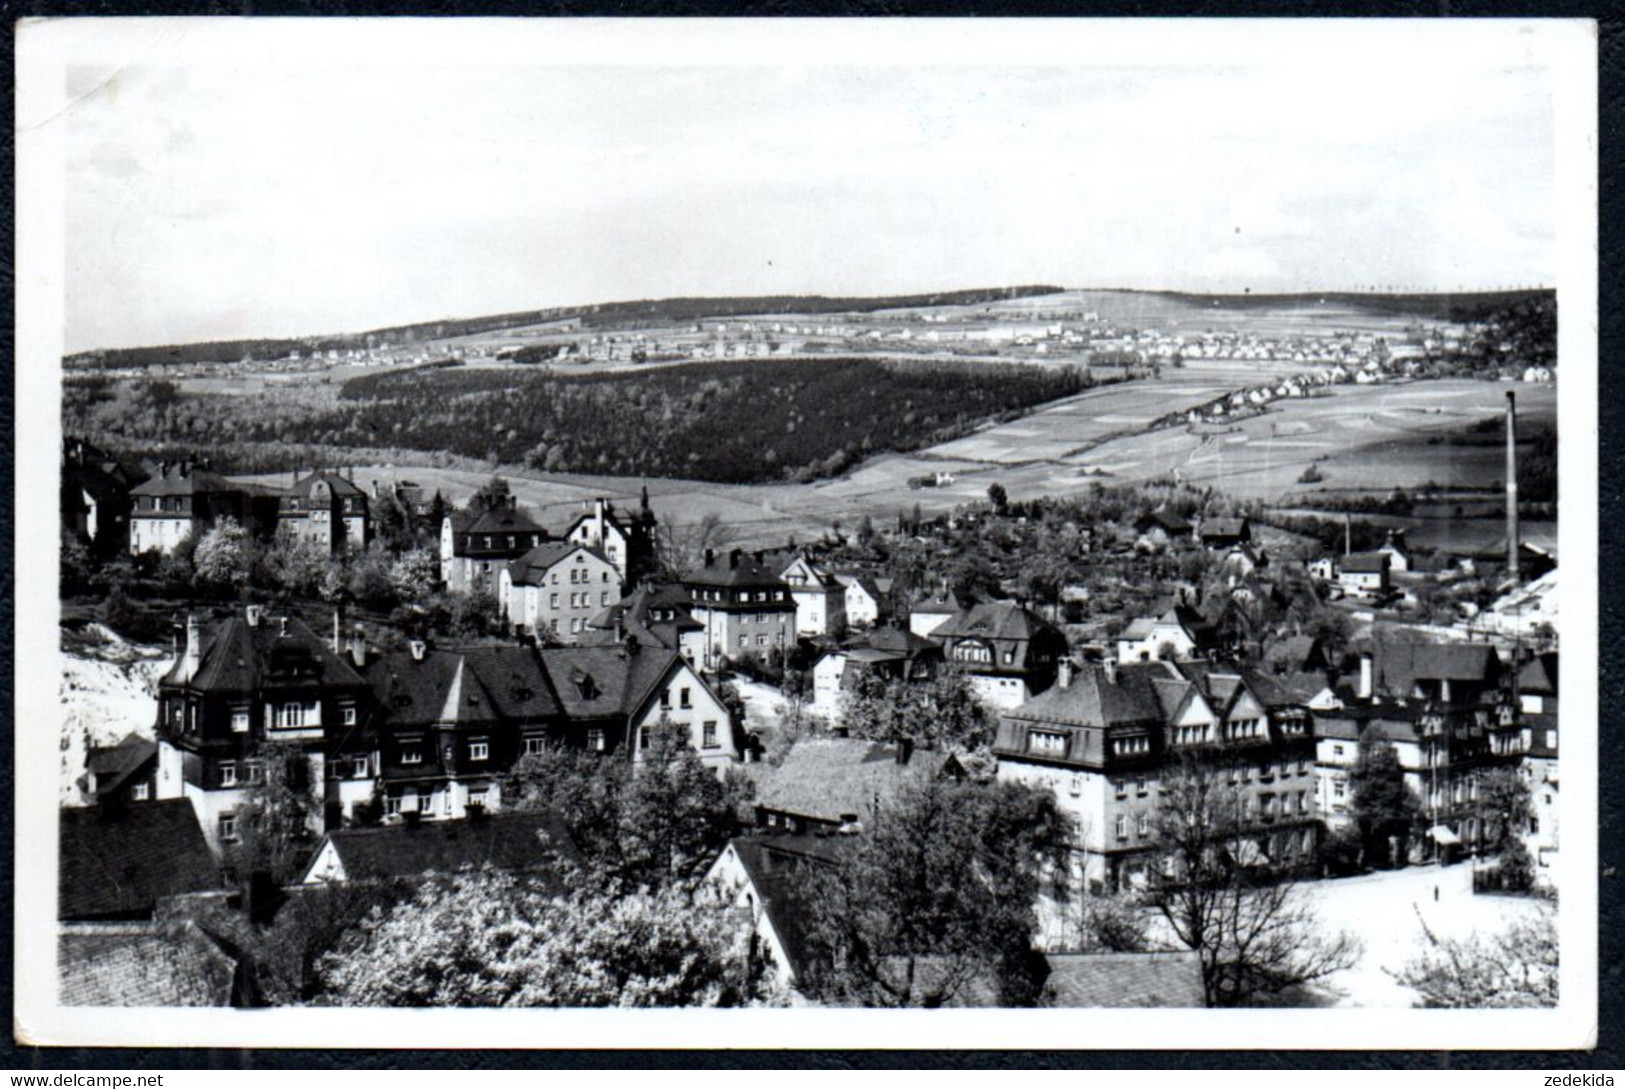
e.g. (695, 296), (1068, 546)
(1473, 767), (1533, 855)
(842, 669), (994, 753)
(193, 517), (256, 593)
(503, 732), (749, 890)
(468, 476), (512, 514)
(318, 868), (780, 1007)
(987, 482), (1009, 514)
(261, 538), (330, 598)
(225, 740), (326, 921)
(1147, 754), (1361, 1007)
(794, 775), (1072, 1007)
(1391, 903), (1557, 1008)
(1349, 736), (1422, 869)
(387, 549), (439, 603)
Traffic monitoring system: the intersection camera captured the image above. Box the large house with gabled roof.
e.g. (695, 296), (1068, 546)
(128, 462), (250, 556)
(498, 542), (621, 642)
(558, 495), (657, 586)
(994, 658), (1317, 892)
(931, 600), (1066, 711)
(277, 469), (369, 553)
(682, 549), (798, 672)
(440, 500), (550, 595)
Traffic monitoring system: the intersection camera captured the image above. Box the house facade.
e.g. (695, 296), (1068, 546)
(1337, 552), (1391, 599)
(779, 553), (847, 638)
(129, 464), (249, 556)
(499, 543), (621, 642)
(1115, 604), (1216, 664)
(682, 549), (798, 671)
(277, 470), (369, 554)
(931, 600), (1066, 711)
(995, 659), (1317, 892)
(559, 496), (656, 585)
(836, 573), (893, 629)
(440, 501), (550, 595)
(152, 608), (371, 851)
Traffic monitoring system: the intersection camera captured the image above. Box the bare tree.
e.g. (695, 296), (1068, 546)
(653, 511), (736, 579)
(1147, 753), (1361, 1007)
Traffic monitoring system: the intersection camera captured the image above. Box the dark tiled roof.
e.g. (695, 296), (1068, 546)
(753, 739), (918, 824)
(285, 470), (366, 499)
(1372, 641), (1501, 696)
(367, 645), (559, 728)
(309, 810), (582, 885)
(932, 601), (1053, 645)
(164, 613), (367, 693)
(726, 835), (847, 980)
(1341, 552), (1389, 574)
(59, 800), (222, 920)
(682, 552), (791, 590)
(1200, 517), (1249, 538)
(1518, 652), (1558, 697)
(860, 626), (942, 657)
(538, 644), (679, 721)
(130, 469), (240, 498)
(1137, 509), (1193, 534)
(908, 589), (970, 617)
(1041, 951), (1205, 1007)
(505, 542), (601, 587)
(58, 921), (240, 1007)
(85, 733), (157, 797)
(1314, 716), (1361, 741)
(1003, 662), (1167, 730)
(460, 505), (548, 537)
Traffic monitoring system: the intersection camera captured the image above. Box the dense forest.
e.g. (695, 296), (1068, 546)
(64, 357), (1098, 485)
(63, 286), (1064, 371)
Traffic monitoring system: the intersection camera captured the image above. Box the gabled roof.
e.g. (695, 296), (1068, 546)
(778, 552), (843, 590)
(1314, 715), (1362, 741)
(85, 733), (157, 798)
(538, 644), (682, 721)
(836, 572), (893, 601)
(932, 600), (1055, 645)
(1136, 509), (1192, 534)
(1517, 652), (1558, 697)
(1371, 641), (1501, 696)
(1002, 662), (1166, 730)
(860, 626), (942, 657)
(58, 921), (242, 1007)
(587, 582), (695, 631)
(1172, 661), (1299, 713)
(504, 542), (606, 587)
(307, 810), (582, 886)
(164, 613), (367, 693)
(130, 469), (239, 498)
(285, 470), (366, 500)
(457, 505), (548, 539)
(682, 551), (791, 590)
(909, 588), (970, 616)
(1341, 552), (1389, 574)
(366, 645), (559, 728)
(59, 800), (222, 921)
(1200, 517), (1249, 539)
(753, 739), (919, 824)
(725, 834), (848, 981)
(1041, 952), (1205, 1008)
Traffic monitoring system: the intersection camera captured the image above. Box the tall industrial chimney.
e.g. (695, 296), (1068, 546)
(1506, 391), (1520, 581)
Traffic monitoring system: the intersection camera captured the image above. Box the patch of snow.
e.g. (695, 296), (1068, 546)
(59, 631), (169, 808)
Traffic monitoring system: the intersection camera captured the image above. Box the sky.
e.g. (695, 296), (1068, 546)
(46, 20), (1565, 353)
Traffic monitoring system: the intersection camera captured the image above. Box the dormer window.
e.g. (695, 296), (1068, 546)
(1028, 730), (1067, 756)
(401, 745), (423, 765)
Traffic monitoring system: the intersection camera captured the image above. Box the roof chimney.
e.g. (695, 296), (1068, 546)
(349, 624), (367, 669)
(895, 737), (914, 766)
(245, 604), (263, 628)
(409, 639), (427, 662)
(1506, 391), (1520, 581)
(1102, 657), (1117, 685)
(1358, 651), (1374, 701)
(704, 549), (716, 568)
(729, 548), (742, 570)
(1057, 658), (1073, 689)
(333, 608), (342, 655)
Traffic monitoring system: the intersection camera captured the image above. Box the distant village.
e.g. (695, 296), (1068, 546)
(55, 400), (1560, 1008)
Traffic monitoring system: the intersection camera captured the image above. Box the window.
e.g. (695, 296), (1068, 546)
(680, 687), (692, 708)
(278, 703), (306, 729)
(468, 788), (489, 809)
(660, 690), (671, 709)
(588, 728), (606, 751)
(551, 593), (559, 609)
(1136, 778), (1149, 797)
(1333, 744), (1345, 757)
(758, 634), (768, 647)
(524, 737), (546, 756)
(418, 793), (434, 814)
(401, 746), (423, 765)
(601, 592), (610, 606)
(244, 760), (264, 785)
(703, 720), (719, 749)
(352, 757), (371, 779)
(384, 796), (402, 817)
(219, 761), (238, 787)
(341, 704), (357, 726)
(1137, 812), (1150, 836)
(230, 707), (250, 733)
(1113, 779), (1127, 799)
(1028, 731), (1067, 756)
(1115, 814), (1128, 840)
(469, 741), (489, 762)
(571, 618), (582, 634)
(738, 635), (748, 648)
(1068, 774), (1082, 797)
(131, 782), (150, 801)
(219, 813), (238, 843)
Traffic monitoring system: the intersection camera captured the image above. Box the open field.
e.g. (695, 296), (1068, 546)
(1061, 379), (1557, 500)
